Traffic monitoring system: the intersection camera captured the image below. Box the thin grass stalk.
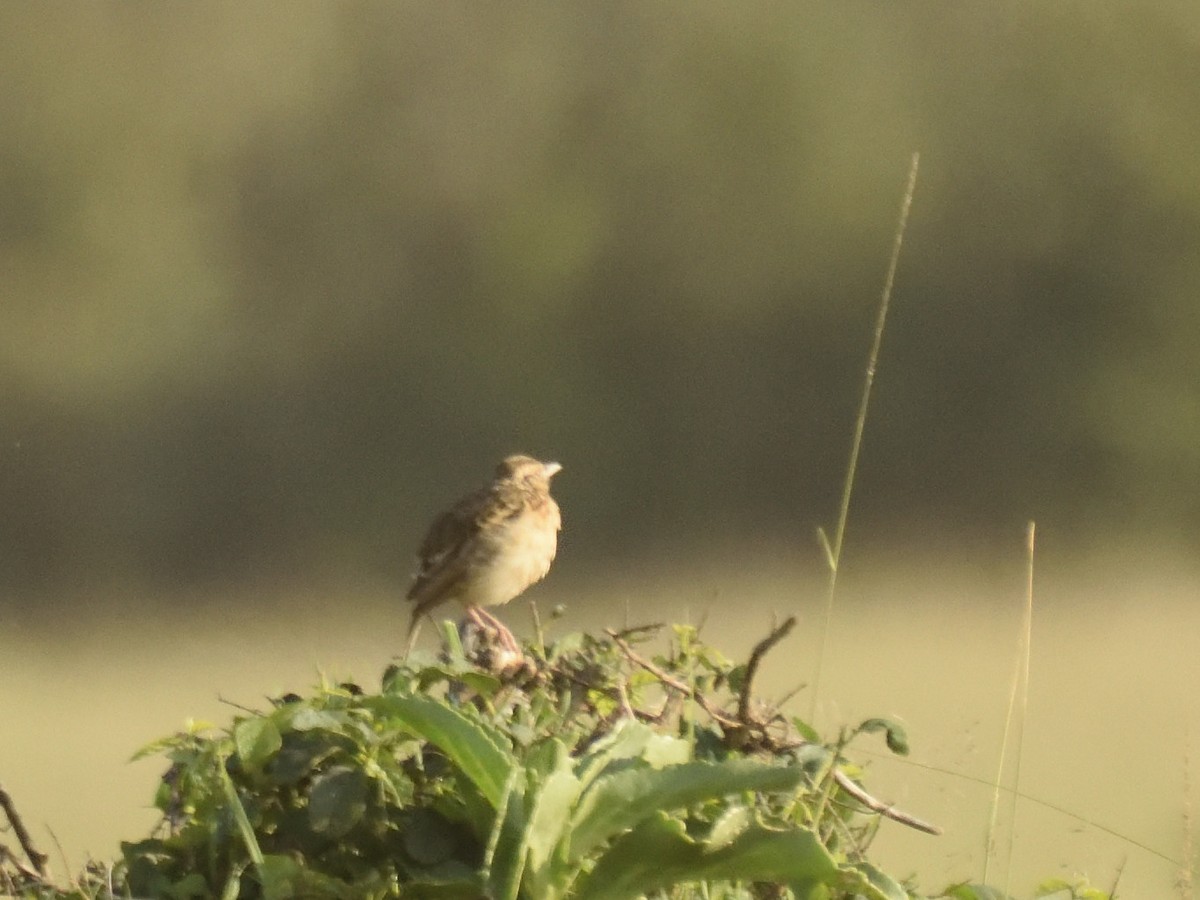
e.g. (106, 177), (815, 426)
(984, 522), (1036, 889)
(808, 151), (920, 722)
(1180, 729), (1195, 900)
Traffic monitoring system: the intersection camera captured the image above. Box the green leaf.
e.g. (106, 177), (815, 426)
(402, 808), (461, 866)
(256, 854), (301, 900)
(575, 719), (688, 787)
(523, 744), (584, 898)
(234, 717), (282, 770)
(791, 716), (821, 743)
(482, 765), (528, 900)
(642, 732), (692, 767)
(367, 694), (515, 807)
(308, 765), (368, 837)
(219, 764), (264, 866)
(704, 804), (752, 851)
(286, 707), (349, 731)
(726, 663), (749, 694)
(849, 861), (910, 900)
(569, 758), (807, 863)
(169, 872), (211, 899)
(857, 717), (910, 756)
(571, 811), (838, 900)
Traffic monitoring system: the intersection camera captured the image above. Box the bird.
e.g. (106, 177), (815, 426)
(404, 454), (562, 657)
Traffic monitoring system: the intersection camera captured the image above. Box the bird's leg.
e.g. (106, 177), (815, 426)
(467, 606), (522, 655)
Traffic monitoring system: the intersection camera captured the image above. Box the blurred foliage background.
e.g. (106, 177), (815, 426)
(3, 2), (1199, 605)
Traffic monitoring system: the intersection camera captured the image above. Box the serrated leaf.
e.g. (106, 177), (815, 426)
(234, 717), (282, 770)
(574, 719), (653, 785)
(308, 766), (368, 837)
(367, 694), (515, 807)
(704, 804), (751, 851)
(571, 811), (838, 900)
(483, 766), (528, 900)
(523, 745), (583, 898)
(569, 759), (807, 863)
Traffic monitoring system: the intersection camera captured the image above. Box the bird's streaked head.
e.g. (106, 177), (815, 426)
(496, 454), (562, 483)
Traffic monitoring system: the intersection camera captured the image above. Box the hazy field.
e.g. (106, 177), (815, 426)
(3, 546), (1196, 897)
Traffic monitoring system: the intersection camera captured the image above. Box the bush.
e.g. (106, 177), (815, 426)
(8, 619), (1102, 900)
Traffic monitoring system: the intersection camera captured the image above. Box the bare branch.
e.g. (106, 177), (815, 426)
(833, 770), (942, 835)
(0, 782), (49, 877)
(737, 616), (796, 725)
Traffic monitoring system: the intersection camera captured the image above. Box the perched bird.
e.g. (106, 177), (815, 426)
(405, 455), (562, 656)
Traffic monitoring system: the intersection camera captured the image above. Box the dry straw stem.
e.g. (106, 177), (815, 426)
(810, 151), (920, 722)
(1181, 730), (1195, 900)
(984, 521), (1036, 891)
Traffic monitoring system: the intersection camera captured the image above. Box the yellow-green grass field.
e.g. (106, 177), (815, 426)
(3, 546), (1197, 897)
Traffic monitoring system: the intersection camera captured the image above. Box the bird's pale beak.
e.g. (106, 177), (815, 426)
(543, 461), (563, 478)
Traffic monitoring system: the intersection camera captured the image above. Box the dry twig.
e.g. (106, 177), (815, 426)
(605, 628), (741, 729)
(0, 782), (49, 878)
(737, 615), (797, 725)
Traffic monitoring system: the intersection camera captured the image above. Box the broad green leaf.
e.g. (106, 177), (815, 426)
(482, 765), (528, 900)
(267, 734), (339, 786)
(234, 717), (282, 771)
(569, 758), (807, 862)
(367, 694), (515, 807)
(571, 811), (838, 900)
(255, 853), (362, 900)
(402, 809), (461, 866)
(641, 732), (691, 767)
(169, 872), (210, 899)
(575, 719), (687, 786)
(523, 743), (584, 898)
(286, 707), (349, 731)
(576, 718), (654, 780)
(256, 854), (302, 900)
(308, 766), (368, 837)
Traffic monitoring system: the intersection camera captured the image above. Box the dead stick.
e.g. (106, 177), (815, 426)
(0, 783), (49, 877)
(833, 770), (942, 835)
(1, 844), (44, 882)
(605, 629), (741, 728)
(737, 616), (797, 725)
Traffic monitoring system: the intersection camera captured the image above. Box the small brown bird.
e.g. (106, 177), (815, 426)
(405, 454), (562, 656)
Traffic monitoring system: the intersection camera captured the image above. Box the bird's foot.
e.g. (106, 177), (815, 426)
(463, 608), (530, 675)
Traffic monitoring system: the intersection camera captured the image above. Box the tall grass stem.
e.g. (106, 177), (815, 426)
(984, 522), (1036, 890)
(809, 152), (919, 722)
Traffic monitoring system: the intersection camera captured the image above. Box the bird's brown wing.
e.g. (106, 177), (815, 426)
(406, 488), (486, 610)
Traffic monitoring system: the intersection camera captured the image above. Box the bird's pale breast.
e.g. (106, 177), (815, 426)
(451, 502), (560, 609)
